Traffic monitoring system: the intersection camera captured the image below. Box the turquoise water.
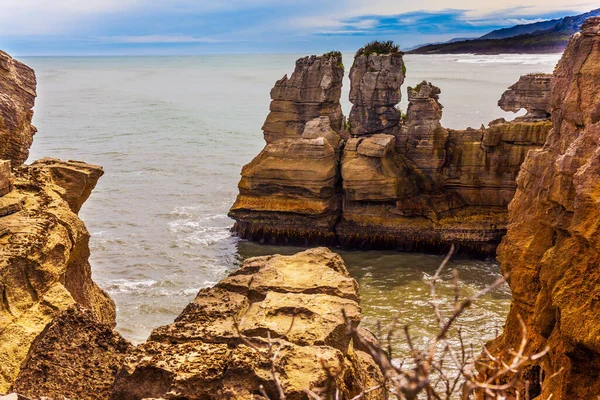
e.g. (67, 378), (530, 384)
(23, 53), (559, 351)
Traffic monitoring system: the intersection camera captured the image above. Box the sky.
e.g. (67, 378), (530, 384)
(0, 0), (598, 56)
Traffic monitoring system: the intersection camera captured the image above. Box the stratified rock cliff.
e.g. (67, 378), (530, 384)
(230, 53), (345, 244)
(0, 158), (116, 391)
(487, 18), (600, 398)
(0, 51), (36, 166)
(111, 248), (383, 399)
(230, 49), (553, 255)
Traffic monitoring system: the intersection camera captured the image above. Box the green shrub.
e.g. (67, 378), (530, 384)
(323, 51), (344, 69)
(355, 40), (402, 58)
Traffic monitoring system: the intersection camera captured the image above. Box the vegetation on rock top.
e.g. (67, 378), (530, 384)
(355, 40), (402, 58)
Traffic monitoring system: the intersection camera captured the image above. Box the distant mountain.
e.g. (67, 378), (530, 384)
(404, 36), (477, 51)
(408, 8), (600, 54)
(480, 20), (560, 40)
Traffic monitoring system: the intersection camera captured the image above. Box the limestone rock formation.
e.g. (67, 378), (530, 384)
(444, 120), (551, 207)
(0, 160), (10, 197)
(230, 48), (552, 255)
(263, 54), (344, 144)
(348, 54), (405, 136)
(397, 81), (448, 181)
(487, 18), (600, 398)
(110, 248), (383, 399)
(0, 158), (115, 392)
(230, 52), (346, 245)
(11, 306), (133, 400)
(0, 51), (36, 166)
(498, 73), (552, 120)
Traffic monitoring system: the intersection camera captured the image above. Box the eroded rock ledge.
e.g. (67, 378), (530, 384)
(485, 17), (600, 399)
(111, 248), (383, 399)
(229, 52), (553, 255)
(7, 248), (383, 400)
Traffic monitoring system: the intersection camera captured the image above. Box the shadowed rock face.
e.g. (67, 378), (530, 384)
(230, 51), (552, 255)
(0, 51), (36, 166)
(348, 54), (405, 136)
(11, 306), (133, 400)
(486, 18), (600, 399)
(110, 248), (383, 400)
(498, 73), (552, 120)
(0, 161), (10, 197)
(263, 54), (344, 144)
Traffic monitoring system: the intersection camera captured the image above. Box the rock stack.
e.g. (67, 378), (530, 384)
(348, 51), (404, 136)
(230, 53), (345, 244)
(397, 81), (448, 181)
(263, 54), (344, 144)
(230, 46), (553, 255)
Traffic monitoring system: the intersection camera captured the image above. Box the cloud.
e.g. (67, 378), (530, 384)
(1, 0), (598, 54)
(102, 35), (226, 44)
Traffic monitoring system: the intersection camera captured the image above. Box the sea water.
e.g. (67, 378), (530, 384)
(23, 53), (560, 354)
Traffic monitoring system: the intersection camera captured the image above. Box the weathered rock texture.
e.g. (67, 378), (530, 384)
(498, 73), (553, 120)
(0, 160), (10, 197)
(230, 53), (345, 243)
(487, 18), (600, 399)
(263, 54), (344, 144)
(397, 81), (448, 180)
(348, 54), (405, 136)
(11, 305), (133, 400)
(230, 50), (553, 255)
(111, 248), (383, 399)
(0, 158), (115, 392)
(0, 51), (36, 166)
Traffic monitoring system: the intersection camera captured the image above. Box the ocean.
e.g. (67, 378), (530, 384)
(23, 53), (560, 354)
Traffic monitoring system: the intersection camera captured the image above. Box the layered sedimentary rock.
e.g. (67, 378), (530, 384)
(263, 54), (344, 144)
(486, 18), (600, 398)
(12, 306), (132, 400)
(498, 73), (552, 120)
(0, 158), (115, 391)
(111, 248), (383, 399)
(0, 161), (9, 197)
(396, 81), (448, 180)
(230, 49), (553, 255)
(0, 51), (37, 166)
(230, 53), (345, 244)
(348, 53), (405, 136)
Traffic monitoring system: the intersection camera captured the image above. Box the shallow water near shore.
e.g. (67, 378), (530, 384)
(24, 53), (559, 355)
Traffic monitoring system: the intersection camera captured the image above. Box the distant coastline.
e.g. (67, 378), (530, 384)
(409, 7), (599, 55)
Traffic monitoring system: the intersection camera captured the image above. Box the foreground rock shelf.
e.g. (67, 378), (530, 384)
(6, 249), (383, 400)
(229, 50), (552, 256)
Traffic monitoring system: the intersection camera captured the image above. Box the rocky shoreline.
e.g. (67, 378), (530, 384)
(0, 18), (599, 399)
